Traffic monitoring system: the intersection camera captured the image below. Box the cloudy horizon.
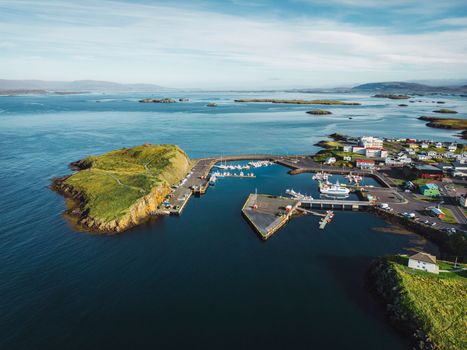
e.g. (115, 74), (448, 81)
(1, 0), (467, 89)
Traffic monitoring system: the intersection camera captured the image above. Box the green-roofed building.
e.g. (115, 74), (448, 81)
(419, 183), (440, 197)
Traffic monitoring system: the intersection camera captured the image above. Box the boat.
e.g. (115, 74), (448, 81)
(319, 180), (350, 197)
(312, 171), (332, 182)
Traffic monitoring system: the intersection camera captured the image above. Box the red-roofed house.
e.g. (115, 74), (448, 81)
(356, 159), (375, 169)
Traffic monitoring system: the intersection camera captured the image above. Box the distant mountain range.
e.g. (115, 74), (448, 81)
(0, 79), (165, 93)
(351, 81), (467, 94)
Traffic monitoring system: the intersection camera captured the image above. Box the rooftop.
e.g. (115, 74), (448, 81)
(409, 252), (437, 264)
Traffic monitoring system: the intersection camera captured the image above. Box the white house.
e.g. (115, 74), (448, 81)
(352, 146), (366, 154)
(343, 156), (352, 161)
(448, 143), (457, 152)
(359, 136), (383, 148)
(408, 252), (439, 274)
(421, 143), (429, 149)
(342, 144), (352, 153)
(459, 194), (467, 208)
(325, 157), (336, 164)
(418, 154), (431, 161)
(435, 142), (443, 148)
(427, 151), (438, 157)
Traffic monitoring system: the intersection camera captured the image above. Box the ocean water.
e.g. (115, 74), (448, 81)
(0, 92), (463, 349)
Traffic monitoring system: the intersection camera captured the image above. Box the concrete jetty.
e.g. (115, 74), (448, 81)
(241, 194), (301, 240)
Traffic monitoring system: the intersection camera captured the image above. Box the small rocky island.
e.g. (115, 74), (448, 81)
(234, 98), (360, 105)
(207, 103), (218, 107)
(373, 94), (410, 100)
(139, 98), (177, 103)
(433, 109), (458, 114)
(52, 144), (192, 233)
(306, 109), (332, 115)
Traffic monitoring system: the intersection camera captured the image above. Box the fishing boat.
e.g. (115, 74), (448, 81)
(319, 180), (350, 197)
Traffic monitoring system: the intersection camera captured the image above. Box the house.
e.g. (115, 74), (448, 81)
(436, 162), (453, 172)
(427, 151), (438, 157)
(421, 143), (429, 149)
(343, 156), (352, 161)
(452, 161), (467, 177)
(430, 207), (445, 219)
(406, 138), (417, 143)
(408, 143), (419, 149)
(448, 143), (457, 152)
(356, 159), (375, 169)
(325, 157), (336, 165)
(435, 142), (443, 148)
(352, 146), (366, 154)
(459, 194), (467, 208)
(342, 144), (352, 153)
(359, 136), (383, 148)
(443, 152), (455, 159)
(419, 183), (440, 197)
(412, 164), (443, 180)
(417, 154), (431, 161)
(365, 148), (387, 158)
(408, 252), (439, 274)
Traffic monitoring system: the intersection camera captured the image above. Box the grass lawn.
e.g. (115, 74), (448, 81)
(384, 255), (466, 350)
(441, 208), (458, 224)
(64, 144), (191, 222)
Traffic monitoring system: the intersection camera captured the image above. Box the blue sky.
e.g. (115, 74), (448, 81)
(0, 0), (466, 88)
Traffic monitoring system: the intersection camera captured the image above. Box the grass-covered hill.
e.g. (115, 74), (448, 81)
(52, 144), (191, 233)
(369, 255), (466, 350)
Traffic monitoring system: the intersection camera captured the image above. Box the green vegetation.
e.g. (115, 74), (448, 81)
(234, 98), (360, 105)
(306, 109), (332, 115)
(370, 255), (466, 350)
(56, 144), (191, 230)
(433, 109), (458, 114)
(441, 208), (457, 224)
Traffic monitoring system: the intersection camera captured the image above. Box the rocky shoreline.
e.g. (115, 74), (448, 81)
(51, 171), (171, 233)
(367, 258), (436, 350)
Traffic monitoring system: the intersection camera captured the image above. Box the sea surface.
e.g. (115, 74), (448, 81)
(0, 91), (465, 349)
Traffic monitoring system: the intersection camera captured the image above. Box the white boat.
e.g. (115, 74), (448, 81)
(312, 171), (332, 182)
(319, 180), (350, 197)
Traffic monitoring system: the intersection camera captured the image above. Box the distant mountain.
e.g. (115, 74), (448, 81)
(352, 82), (431, 91)
(0, 79), (166, 92)
(352, 81), (467, 94)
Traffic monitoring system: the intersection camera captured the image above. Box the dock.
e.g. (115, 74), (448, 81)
(241, 194), (301, 240)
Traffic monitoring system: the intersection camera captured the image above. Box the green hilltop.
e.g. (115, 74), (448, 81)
(53, 144), (192, 232)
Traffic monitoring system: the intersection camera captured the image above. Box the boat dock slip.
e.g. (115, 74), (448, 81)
(241, 194), (301, 240)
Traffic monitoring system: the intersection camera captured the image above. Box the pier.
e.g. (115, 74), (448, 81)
(241, 194), (301, 240)
(300, 198), (374, 210)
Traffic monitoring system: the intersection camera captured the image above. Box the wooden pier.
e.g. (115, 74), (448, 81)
(241, 194), (301, 240)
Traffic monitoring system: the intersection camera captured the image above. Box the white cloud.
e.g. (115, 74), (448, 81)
(0, 0), (466, 88)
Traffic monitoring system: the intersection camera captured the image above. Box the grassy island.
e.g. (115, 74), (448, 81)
(234, 98), (360, 105)
(369, 255), (466, 350)
(433, 109), (458, 114)
(306, 109), (332, 115)
(418, 116), (467, 139)
(373, 94), (410, 100)
(52, 144), (192, 233)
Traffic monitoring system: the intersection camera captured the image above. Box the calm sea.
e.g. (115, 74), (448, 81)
(0, 91), (464, 349)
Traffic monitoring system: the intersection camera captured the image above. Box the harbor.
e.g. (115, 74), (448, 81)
(157, 153), (464, 239)
(241, 194), (301, 240)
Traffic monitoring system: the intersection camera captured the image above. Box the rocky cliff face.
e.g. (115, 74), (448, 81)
(367, 259), (436, 350)
(52, 176), (172, 233)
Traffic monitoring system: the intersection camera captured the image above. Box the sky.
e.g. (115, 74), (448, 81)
(0, 0), (467, 89)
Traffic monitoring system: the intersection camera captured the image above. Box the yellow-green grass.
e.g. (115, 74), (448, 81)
(385, 256), (466, 350)
(64, 144), (191, 222)
(441, 208), (458, 224)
